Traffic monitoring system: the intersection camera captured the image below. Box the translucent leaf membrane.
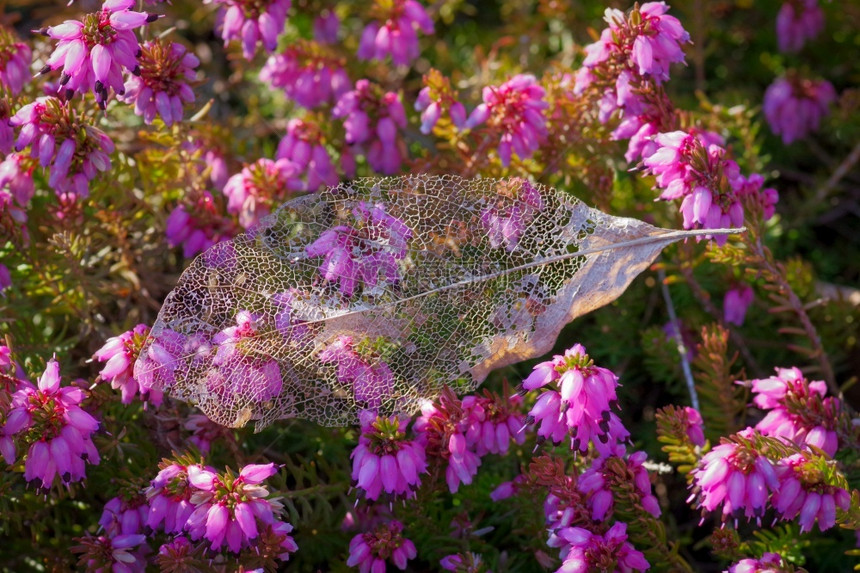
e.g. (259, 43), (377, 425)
(134, 175), (738, 429)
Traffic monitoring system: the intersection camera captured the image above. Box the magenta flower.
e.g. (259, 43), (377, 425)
(480, 179), (544, 251)
(206, 0), (291, 60)
(119, 38), (198, 125)
(313, 10), (339, 44)
(306, 200), (412, 297)
(165, 191), (237, 258)
(183, 462), (296, 556)
(0, 153), (36, 208)
(276, 118), (340, 191)
(223, 158), (303, 228)
(547, 521), (649, 573)
(0, 24), (32, 95)
(260, 40), (351, 109)
(776, 0), (824, 53)
(319, 336), (395, 410)
(460, 389), (526, 456)
(465, 74), (547, 166)
(689, 429), (779, 524)
(347, 520), (417, 572)
(332, 79), (408, 174)
(351, 413), (427, 500)
(99, 494), (149, 538)
(134, 327), (189, 396)
(10, 96), (114, 199)
(2, 358), (100, 489)
(41, 0), (157, 108)
(772, 451), (851, 532)
(415, 84), (466, 134)
(763, 74), (836, 145)
(72, 533), (148, 573)
(723, 284), (754, 326)
(413, 393), (484, 494)
(524, 343), (629, 455)
(727, 552), (799, 573)
(578, 448), (661, 521)
(748, 367), (841, 456)
(681, 406), (706, 447)
(357, 0), (434, 66)
(144, 462), (199, 534)
(93, 324), (162, 406)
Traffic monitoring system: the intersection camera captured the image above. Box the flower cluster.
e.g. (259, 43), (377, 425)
(332, 79), (408, 174)
(1, 358), (100, 489)
(763, 74), (836, 145)
(578, 447), (661, 521)
(119, 38), (198, 126)
(723, 284), (754, 326)
(276, 118), (341, 191)
(347, 519), (417, 572)
(415, 69), (467, 134)
(357, 0), (434, 66)
(305, 200), (412, 297)
(727, 552), (801, 573)
(319, 336), (394, 410)
(776, 0), (824, 53)
(749, 367), (841, 456)
(11, 96), (114, 198)
(93, 324), (162, 406)
(260, 40), (351, 109)
(41, 0), (157, 108)
(643, 130), (778, 240)
(223, 157), (303, 228)
(547, 521), (649, 573)
(350, 413), (427, 500)
(524, 343), (629, 455)
(465, 74), (547, 166)
(771, 451), (850, 532)
(206, 0), (291, 60)
(574, 2), (691, 162)
(480, 179), (544, 251)
(0, 24), (32, 95)
(165, 191), (237, 258)
(0, 152), (35, 242)
(72, 533), (148, 573)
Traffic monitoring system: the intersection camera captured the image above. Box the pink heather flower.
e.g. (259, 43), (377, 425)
(93, 324), (162, 406)
(776, 1), (824, 53)
(223, 158), (303, 228)
(134, 328), (189, 396)
(523, 343), (629, 455)
(350, 413), (427, 500)
(413, 391), (484, 494)
(440, 553), (490, 572)
(724, 284), (754, 326)
(99, 493), (149, 537)
(306, 200), (412, 297)
(643, 130), (773, 243)
(41, 0), (157, 108)
(145, 462), (200, 534)
(313, 10), (339, 44)
(734, 172), (779, 221)
(260, 40), (351, 109)
(2, 358), (100, 488)
(319, 336), (394, 409)
(357, 0), (434, 66)
(415, 69), (467, 134)
(72, 533), (148, 573)
(347, 520), (417, 572)
(460, 388), (526, 456)
(481, 179), (544, 251)
(578, 447), (661, 521)
(689, 429), (779, 525)
(772, 451), (851, 532)
(547, 521), (649, 573)
(184, 462), (295, 555)
(465, 74), (547, 166)
(165, 191), (237, 258)
(206, 310), (283, 410)
(332, 79), (408, 174)
(276, 118), (340, 191)
(681, 406), (706, 447)
(207, 0), (291, 60)
(727, 552), (799, 573)
(10, 96), (114, 199)
(0, 153), (36, 207)
(748, 367), (841, 456)
(0, 25), (32, 95)
(119, 38), (198, 126)
(490, 480), (518, 502)
(763, 74), (836, 145)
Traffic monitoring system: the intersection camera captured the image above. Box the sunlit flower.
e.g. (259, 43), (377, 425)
(347, 520), (417, 571)
(763, 74), (836, 145)
(547, 521), (649, 573)
(319, 336), (394, 409)
(93, 324), (162, 406)
(223, 157), (303, 228)
(206, 0), (291, 60)
(260, 40), (350, 109)
(357, 0), (434, 66)
(772, 451), (850, 532)
(276, 118), (340, 191)
(351, 413), (427, 500)
(0, 24), (31, 95)
(120, 38), (198, 125)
